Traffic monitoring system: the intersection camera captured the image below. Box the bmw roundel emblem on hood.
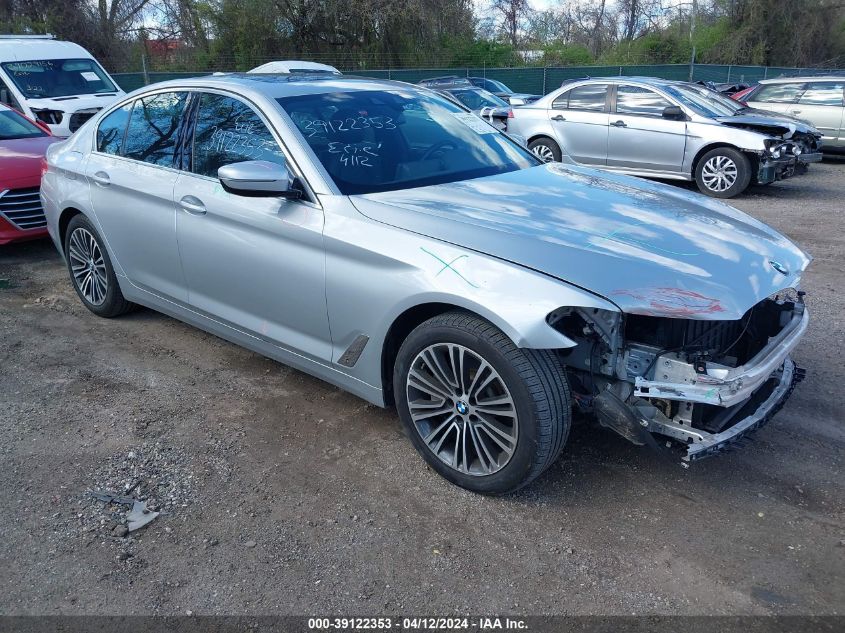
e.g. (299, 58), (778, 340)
(769, 260), (789, 275)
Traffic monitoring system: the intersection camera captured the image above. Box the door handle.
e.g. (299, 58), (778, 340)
(610, 120), (627, 127)
(179, 195), (207, 216)
(92, 171), (110, 187)
(551, 114), (566, 121)
(791, 109), (802, 114)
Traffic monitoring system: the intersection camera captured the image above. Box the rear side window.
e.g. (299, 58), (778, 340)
(96, 103), (132, 154)
(554, 84), (608, 111)
(752, 83), (804, 103)
(123, 92), (188, 167)
(191, 93), (286, 178)
(616, 85), (673, 116)
(798, 82), (845, 106)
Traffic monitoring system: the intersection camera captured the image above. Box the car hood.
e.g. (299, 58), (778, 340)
(0, 136), (60, 186)
(715, 111), (821, 138)
(352, 163), (811, 319)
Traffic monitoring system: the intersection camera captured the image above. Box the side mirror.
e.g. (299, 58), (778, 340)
(662, 105), (686, 121)
(218, 160), (300, 198)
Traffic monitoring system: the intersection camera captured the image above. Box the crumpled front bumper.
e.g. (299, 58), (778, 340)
(633, 307), (808, 407)
(683, 357), (804, 461)
(622, 305), (808, 462)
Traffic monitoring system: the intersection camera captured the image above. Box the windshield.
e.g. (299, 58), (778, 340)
(663, 84), (737, 118)
(277, 88), (537, 195)
(1, 58), (118, 99)
(447, 88), (509, 110)
(0, 108), (46, 140)
(485, 79), (511, 93)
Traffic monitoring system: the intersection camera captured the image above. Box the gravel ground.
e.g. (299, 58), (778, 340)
(1, 159), (843, 616)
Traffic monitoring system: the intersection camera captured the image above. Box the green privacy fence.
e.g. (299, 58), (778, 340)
(111, 63), (841, 95)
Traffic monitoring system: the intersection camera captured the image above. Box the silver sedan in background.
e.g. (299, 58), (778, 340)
(508, 77), (823, 197)
(42, 74), (810, 493)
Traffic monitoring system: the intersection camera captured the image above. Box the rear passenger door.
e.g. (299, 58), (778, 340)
(787, 81), (845, 145)
(548, 83), (610, 165)
(606, 84), (687, 173)
(173, 91), (331, 362)
(86, 91), (190, 301)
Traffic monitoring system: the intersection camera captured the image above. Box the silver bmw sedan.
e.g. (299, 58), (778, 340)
(41, 74), (810, 493)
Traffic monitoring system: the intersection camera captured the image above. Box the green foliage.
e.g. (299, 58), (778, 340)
(600, 33), (692, 65)
(443, 39), (519, 67)
(541, 44), (593, 66)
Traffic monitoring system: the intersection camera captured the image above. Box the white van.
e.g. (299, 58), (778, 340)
(0, 35), (125, 137)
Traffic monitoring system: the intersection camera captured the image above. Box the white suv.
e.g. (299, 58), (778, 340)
(0, 35), (124, 137)
(744, 76), (845, 150)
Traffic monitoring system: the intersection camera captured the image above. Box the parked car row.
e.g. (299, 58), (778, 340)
(36, 71), (811, 493)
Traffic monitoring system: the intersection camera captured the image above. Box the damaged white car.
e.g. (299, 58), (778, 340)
(41, 75), (810, 494)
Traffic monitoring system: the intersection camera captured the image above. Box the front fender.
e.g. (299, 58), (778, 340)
(322, 197), (619, 400)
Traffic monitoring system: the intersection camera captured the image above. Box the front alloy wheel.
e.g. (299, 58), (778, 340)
(406, 343), (518, 476)
(694, 147), (751, 198)
(394, 311), (571, 494)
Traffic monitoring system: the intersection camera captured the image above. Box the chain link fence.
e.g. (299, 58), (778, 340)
(111, 63), (844, 94)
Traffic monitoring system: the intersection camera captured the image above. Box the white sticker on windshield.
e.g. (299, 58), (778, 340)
(450, 111), (497, 134)
(81, 72), (100, 82)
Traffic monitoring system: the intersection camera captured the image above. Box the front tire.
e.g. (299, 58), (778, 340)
(64, 214), (135, 318)
(394, 312), (571, 494)
(694, 147), (751, 198)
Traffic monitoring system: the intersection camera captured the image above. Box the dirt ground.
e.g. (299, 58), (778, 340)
(1, 160), (843, 617)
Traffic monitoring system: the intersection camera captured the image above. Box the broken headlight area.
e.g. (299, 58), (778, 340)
(549, 292), (808, 462)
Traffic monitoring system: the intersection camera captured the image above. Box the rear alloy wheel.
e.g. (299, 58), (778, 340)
(394, 311), (571, 494)
(528, 137), (562, 163)
(64, 214), (135, 318)
(695, 147), (751, 198)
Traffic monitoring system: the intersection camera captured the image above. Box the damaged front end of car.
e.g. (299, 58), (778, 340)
(549, 290), (808, 463)
(719, 116), (824, 182)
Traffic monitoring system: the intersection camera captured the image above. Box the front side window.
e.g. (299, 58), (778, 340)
(278, 88), (536, 195)
(192, 93), (286, 178)
(0, 59), (118, 99)
(752, 83), (805, 104)
(798, 82), (845, 106)
(96, 103), (133, 154)
(555, 84), (608, 112)
(616, 86), (673, 117)
(0, 107), (47, 140)
(123, 92), (188, 167)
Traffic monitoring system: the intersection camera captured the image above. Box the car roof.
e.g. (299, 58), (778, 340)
(560, 76), (695, 89)
(130, 74), (427, 100)
(758, 75), (845, 84)
(0, 38), (92, 61)
(248, 60), (341, 75)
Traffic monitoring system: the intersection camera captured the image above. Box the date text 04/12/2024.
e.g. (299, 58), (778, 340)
(307, 617), (528, 630)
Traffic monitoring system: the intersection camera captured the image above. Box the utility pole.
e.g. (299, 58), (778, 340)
(688, 0), (697, 81)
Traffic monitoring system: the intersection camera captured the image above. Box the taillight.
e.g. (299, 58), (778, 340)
(508, 109), (514, 118)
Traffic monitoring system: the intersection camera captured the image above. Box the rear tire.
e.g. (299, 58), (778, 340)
(694, 147), (751, 198)
(394, 311), (571, 494)
(64, 214), (135, 318)
(528, 137), (562, 163)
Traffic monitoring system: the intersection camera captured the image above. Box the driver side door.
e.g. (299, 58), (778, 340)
(173, 91), (331, 362)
